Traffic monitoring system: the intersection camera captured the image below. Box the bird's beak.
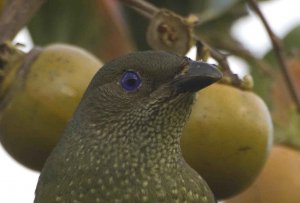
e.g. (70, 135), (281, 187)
(172, 61), (222, 94)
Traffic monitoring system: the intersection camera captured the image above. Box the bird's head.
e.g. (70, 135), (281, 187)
(80, 51), (221, 114)
(73, 51), (222, 147)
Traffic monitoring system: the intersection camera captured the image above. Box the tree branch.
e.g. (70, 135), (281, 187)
(0, 0), (46, 42)
(248, 0), (300, 112)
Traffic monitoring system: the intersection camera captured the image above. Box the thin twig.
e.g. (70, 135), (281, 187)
(248, 0), (300, 112)
(0, 0), (46, 42)
(120, 0), (158, 19)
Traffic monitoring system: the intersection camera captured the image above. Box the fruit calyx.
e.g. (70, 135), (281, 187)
(216, 71), (254, 91)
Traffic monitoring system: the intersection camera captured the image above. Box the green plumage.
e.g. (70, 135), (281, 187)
(34, 51), (221, 203)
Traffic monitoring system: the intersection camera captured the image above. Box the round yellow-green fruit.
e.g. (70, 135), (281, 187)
(181, 83), (273, 200)
(225, 145), (300, 203)
(0, 44), (102, 171)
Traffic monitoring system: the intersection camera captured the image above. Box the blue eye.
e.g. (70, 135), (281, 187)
(120, 71), (142, 92)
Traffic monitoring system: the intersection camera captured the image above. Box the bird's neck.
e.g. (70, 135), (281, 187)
(38, 95), (197, 202)
(67, 96), (194, 169)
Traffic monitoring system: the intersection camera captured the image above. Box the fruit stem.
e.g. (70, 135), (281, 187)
(0, 0), (46, 42)
(248, 0), (300, 112)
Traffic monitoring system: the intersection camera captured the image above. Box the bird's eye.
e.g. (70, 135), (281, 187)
(120, 71), (142, 92)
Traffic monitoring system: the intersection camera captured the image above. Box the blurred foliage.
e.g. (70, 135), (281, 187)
(250, 26), (300, 148)
(264, 26), (300, 65)
(283, 26), (300, 55)
(28, 0), (134, 62)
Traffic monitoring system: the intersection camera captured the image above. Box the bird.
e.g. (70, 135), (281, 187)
(34, 51), (222, 203)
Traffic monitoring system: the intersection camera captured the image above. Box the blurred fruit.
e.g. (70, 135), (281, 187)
(0, 0), (4, 14)
(0, 43), (102, 171)
(181, 83), (273, 200)
(271, 58), (300, 147)
(225, 145), (300, 203)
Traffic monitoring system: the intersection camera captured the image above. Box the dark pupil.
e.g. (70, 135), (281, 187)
(126, 78), (137, 87)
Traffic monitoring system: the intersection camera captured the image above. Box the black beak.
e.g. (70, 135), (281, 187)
(173, 61), (222, 94)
